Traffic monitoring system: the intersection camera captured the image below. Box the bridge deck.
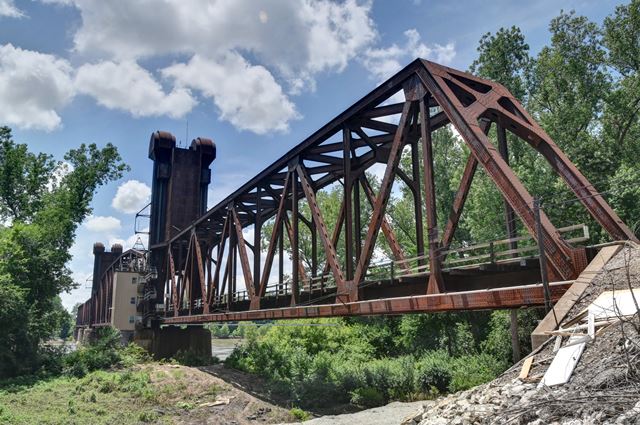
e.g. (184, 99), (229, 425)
(161, 280), (572, 324)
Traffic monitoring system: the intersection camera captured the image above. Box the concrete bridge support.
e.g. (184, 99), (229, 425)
(134, 325), (211, 360)
(75, 327), (95, 345)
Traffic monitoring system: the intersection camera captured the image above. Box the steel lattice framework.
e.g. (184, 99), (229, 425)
(80, 59), (638, 328)
(144, 59), (637, 324)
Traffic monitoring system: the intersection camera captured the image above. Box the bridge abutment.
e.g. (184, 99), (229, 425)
(134, 325), (211, 360)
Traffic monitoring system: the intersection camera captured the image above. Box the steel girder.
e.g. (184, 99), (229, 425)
(143, 59), (636, 321)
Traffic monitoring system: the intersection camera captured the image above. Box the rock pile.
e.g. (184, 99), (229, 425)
(403, 244), (640, 425)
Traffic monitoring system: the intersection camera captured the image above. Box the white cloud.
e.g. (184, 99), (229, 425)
(0, 44), (75, 131)
(0, 0), (24, 18)
(6, 0), (377, 133)
(84, 215), (122, 233)
(75, 60), (196, 118)
(111, 180), (151, 214)
(57, 0), (376, 93)
(364, 29), (456, 82)
(163, 53), (299, 134)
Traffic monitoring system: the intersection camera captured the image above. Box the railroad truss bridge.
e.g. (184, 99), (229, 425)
(76, 59), (638, 354)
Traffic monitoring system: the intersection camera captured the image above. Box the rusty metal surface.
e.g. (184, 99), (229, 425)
(77, 58), (637, 330)
(161, 281), (572, 324)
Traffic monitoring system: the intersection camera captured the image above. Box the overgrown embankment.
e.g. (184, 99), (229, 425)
(223, 307), (544, 411)
(0, 328), (296, 424)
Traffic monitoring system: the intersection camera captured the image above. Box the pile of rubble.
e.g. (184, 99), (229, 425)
(403, 244), (640, 425)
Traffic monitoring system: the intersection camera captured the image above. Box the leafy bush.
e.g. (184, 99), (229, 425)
(63, 328), (122, 377)
(415, 350), (453, 395)
(226, 316), (515, 408)
(61, 327), (150, 378)
(120, 343), (151, 367)
(449, 354), (504, 392)
(350, 386), (385, 408)
(290, 407), (311, 421)
(172, 349), (219, 367)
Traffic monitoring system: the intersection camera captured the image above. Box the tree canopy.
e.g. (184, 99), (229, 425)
(0, 126), (128, 378)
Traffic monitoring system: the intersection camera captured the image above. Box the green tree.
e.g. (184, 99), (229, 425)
(0, 126), (128, 378)
(602, 0), (640, 231)
(470, 26), (532, 102)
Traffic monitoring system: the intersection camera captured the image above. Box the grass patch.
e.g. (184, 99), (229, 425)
(0, 364), (228, 425)
(0, 369), (162, 424)
(290, 407), (311, 421)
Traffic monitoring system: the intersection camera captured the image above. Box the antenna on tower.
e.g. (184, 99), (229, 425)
(186, 120), (189, 147)
(132, 236), (146, 252)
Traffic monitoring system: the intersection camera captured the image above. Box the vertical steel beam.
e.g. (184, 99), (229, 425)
(343, 127), (354, 280)
(420, 96), (444, 294)
(311, 222), (318, 278)
(353, 175), (362, 264)
(411, 138), (425, 263)
(497, 123), (518, 251)
(278, 221), (284, 288)
(290, 166), (300, 305)
(253, 186), (262, 295)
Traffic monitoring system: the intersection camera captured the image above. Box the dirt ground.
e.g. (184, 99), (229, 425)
(150, 364), (296, 425)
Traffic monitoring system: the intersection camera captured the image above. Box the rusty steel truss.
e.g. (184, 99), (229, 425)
(141, 59), (637, 324)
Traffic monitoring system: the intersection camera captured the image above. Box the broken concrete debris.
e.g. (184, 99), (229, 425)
(402, 244), (640, 425)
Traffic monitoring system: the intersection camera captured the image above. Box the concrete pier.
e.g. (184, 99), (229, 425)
(134, 326), (211, 360)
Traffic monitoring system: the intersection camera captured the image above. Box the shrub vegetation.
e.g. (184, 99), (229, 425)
(227, 311), (536, 408)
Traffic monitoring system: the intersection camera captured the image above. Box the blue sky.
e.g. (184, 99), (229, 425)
(0, 0), (626, 310)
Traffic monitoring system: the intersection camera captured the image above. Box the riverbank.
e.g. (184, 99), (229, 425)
(0, 363), (297, 424)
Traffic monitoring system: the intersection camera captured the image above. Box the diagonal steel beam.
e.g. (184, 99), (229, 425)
(232, 207), (257, 307)
(210, 213), (229, 304)
(353, 99), (413, 293)
(296, 163), (346, 295)
(360, 175), (410, 270)
(192, 232), (209, 314)
(417, 63), (578, 279)
(441, 154), (478, 253)
(168, 248), (178, 316)
(259, 171), (291, 297)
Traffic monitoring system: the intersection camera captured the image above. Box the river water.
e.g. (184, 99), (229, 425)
(211, 338), (243, 361)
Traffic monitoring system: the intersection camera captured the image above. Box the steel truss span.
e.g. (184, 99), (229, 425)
(143, 59), (637, 324)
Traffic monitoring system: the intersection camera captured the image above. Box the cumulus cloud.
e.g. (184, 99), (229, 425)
(163, 53), (299, 134)
(65, 0), (376, 92)
(0, 44), (75, 130)
(0, 0), (24, 18)
(8, 1), (455, 135)
(111, 180), (151, 214)
(4, 0), (378, 133)
(84, 215), (122, 233)
(364, 29), (456, 82)
(75, 61), (196, 118)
